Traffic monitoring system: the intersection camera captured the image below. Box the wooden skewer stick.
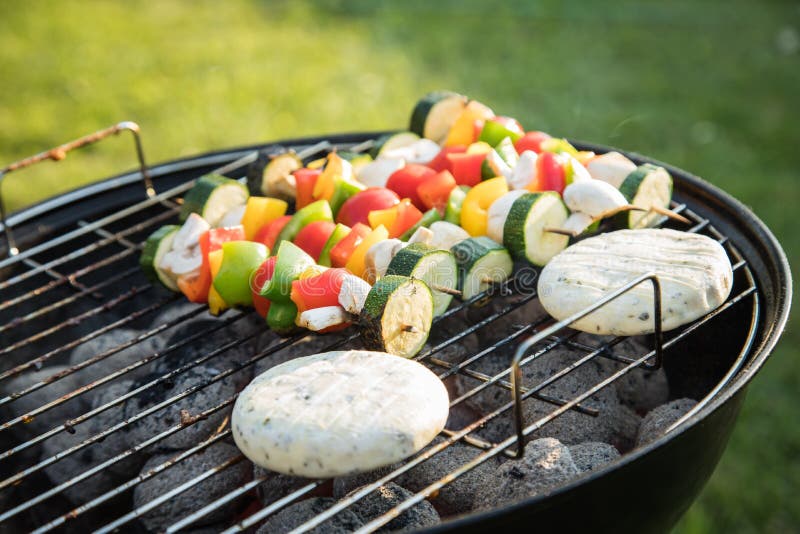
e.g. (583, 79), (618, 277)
(591, 204), (647, 222)
(427, 284), (462, 296)
(543, 227), (579, 237)
(650, 205), (691, 224)
(386, 324), (419, 344)
(482, 277), (498, 284)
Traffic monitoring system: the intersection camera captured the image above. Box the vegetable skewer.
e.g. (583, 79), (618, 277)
(141, 90), (693, 358)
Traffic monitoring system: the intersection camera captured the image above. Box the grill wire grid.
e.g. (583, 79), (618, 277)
(0, 137), (760, 533)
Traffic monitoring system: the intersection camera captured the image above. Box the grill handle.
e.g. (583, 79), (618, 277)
(509, 272), (665, 458)
(0, 121), (153, 257)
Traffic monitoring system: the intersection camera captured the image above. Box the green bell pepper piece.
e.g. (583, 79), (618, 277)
(400, 208), (442, 241)
(328, 177), (366, 217)
(495, 137), (519, 166)
(478, 120), (522, 146)
(267, 299), (299, 335)
(481, 137), (520, 180)
(540, 137), (578, 156)
(213, 241), (268, 307)
(444, 185), (470, 225)
(318, 223), (351, 267)
(274, 199), (333, 251)
(261, 240), (315, 302)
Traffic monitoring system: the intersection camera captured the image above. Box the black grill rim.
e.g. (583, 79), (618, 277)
(0, 132), (792, 532)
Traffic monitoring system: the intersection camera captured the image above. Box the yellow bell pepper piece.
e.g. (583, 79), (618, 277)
(207, 249), (228, 316)
(346, 224), (390, 280)
(444, 100), (495, 147)
(313, 152), (345, 201)
(367, 205), (398, 230)
(466, 141), (493, 155)
(460, 177), (509, 237)
(241, 197), (288, 241)
(298, 264), (329, 279)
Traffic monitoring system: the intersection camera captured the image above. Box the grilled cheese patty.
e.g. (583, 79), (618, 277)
(538, 229), (733, 336)
(232, 350), (449, 478)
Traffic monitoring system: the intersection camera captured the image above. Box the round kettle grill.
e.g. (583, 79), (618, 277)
(0, 124), (791, 533)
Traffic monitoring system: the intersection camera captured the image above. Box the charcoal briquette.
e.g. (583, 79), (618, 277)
(636, 398), (698, 446)
(133, 442), (250, 531)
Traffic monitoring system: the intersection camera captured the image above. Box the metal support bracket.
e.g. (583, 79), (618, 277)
(0, 121), (152, 258)
(510, 272), (664, 458)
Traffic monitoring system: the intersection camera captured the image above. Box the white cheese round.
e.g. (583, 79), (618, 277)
(232, 350), (449, 478)
(538, 229), (733, 336)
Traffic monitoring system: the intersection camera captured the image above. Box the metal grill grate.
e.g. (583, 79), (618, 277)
(0, 133), (760, 533)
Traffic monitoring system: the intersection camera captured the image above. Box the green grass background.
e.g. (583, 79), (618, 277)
(1, 1), (797, 531)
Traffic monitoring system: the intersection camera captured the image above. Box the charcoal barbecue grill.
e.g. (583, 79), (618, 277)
(0, 124), (791, 533)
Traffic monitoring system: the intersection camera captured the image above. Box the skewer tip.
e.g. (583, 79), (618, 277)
(543, 227), (578, 237)
(650, 205), (691, 224)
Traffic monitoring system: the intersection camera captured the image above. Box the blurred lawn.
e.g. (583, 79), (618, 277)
(1, 0), (797, 531)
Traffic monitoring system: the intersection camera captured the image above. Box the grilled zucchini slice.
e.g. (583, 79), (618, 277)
(361, 275), (433, 358)
(486, 190), (527, 244)
(140, 225), (181, 291)
(409, 91), (468, 144)
(618, 164), (673, 229)
(451, 236), (513, 300)
(370, 131), (420, 158)
(247, 151), (302, 200)
(386, 243), (458, 316)
(503, 192), (569, 266)
(180, 174), (249, 227)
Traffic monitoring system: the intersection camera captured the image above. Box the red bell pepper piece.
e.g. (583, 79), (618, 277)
(294, 168), (322, 209)
(335, 188), (399, 227)
(389, 199), (424, 238)
(251, 257), (277, 318)
(416, 170), (457, 211)
(180, 225), (247, 304)
(203, 226), (246, 253)
(385, 164), (437, 210)
(446, 152), (487, 187)
(527, 151), (566, 194)
(293, 220), (336, 262)
(514, 131), (552, 154)
(329, 223), (371, 268)
(428, 146), (468, 173)
(177, 269), (211, 304)
(254, 215), (292, 251)
(290, 268), (348, 313)
(426, 146), (467, 173)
